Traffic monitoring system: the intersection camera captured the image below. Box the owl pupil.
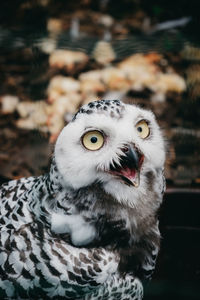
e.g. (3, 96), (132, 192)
(137, 127), (143, 132)
(90, 137), (98, 143)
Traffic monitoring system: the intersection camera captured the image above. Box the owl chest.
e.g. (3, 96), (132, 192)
(51, 186), (139, 248)
(51, 207), (134, 248)
(91, 213), (133, 249)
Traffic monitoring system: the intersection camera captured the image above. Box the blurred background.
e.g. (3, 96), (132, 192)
(0, 0), (199, 299)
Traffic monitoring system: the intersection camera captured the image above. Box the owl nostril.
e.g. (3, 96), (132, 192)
(122, 147), (129, 153)
(119, 145), (143, 171)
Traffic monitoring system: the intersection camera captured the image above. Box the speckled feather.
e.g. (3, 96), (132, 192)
(0, 100), (165, 299)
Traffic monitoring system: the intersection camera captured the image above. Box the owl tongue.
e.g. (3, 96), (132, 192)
(118, 167), (140, 187)
(120, 167), (136, 180)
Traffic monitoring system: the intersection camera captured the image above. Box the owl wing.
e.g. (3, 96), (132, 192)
(136, 168), (165, 279)
(160, 168), (166, 195)
(0, 178), (143, 299)
(84, 274), (143, 300)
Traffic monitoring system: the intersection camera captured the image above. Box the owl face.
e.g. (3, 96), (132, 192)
(55, 100), (165, 206)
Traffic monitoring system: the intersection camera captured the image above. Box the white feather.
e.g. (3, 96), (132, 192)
(51, 212), (96, 246)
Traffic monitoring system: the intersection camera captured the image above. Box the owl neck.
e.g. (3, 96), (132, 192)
(29, 157), (118, 223)
(27, 157), (71, 223)
(48, 157), (112, 212)
(48, 155), (65, 193)
(48, 156), (104, 195)
(30, 157), (99, 211)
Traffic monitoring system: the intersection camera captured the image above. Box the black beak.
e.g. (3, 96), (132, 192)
(120, 145), (140, 170)
(109, 145), (144, 187)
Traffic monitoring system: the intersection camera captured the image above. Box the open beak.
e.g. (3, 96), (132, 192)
(109, 145), (144, 187)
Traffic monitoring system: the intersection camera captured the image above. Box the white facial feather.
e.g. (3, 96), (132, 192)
(55, 102), (165, 207)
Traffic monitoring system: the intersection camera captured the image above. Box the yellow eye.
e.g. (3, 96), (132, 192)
(82, 130), (104, 151)
(136, 120), (150, 139)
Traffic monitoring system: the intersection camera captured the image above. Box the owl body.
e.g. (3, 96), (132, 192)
(51, 174), (163, 278)
(0, 100), (165, 299)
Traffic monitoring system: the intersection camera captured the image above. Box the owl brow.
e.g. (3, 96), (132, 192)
(81, 127), (106, 138)
(83, 127), (103, 133)
(135, 116), (150, 126)
(84, 126), (97, 131)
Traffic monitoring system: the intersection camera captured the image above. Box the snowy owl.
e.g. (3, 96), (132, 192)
(0, 99), (165, 299)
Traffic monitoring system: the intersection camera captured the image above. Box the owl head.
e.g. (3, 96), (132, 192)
(55, 100), (165, 206)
